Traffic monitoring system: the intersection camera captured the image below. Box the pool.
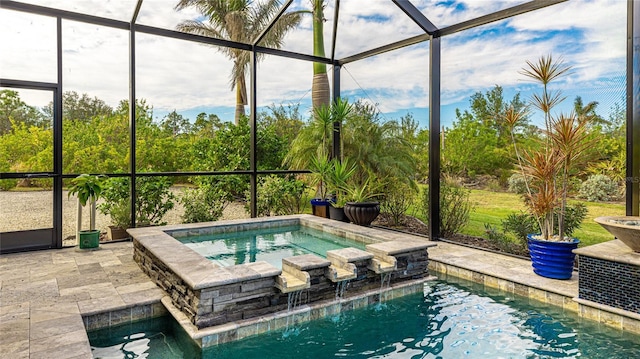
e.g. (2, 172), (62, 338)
(89, 275), (640, 359)
(179, 225), (367, 268)
(131, 215), (434, 330)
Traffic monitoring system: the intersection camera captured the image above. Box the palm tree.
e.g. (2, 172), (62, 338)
(311, 0), (330, 110)
(175, 0), (302, 124)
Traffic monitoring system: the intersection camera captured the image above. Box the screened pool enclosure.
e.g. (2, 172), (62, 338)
(1, 0), (638, 253)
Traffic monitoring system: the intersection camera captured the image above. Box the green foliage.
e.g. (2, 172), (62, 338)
(345, 176), (383, 203)
(180, 185), (229, 224)
(500, 203), (587, 244)
(67, 174), (107, 207)
(381, 181), (416, 226)
(98, 176), (176, 227)
(0, 119), (53, 173)
(0, 89), (48, 135)
(325, 158), (356, 207)
(135, 177), (176, 226)
(342, 101), (416, 190)
(578, 174), (620, 202)
(249, 175), (309, 216)
(68, 174), (107, 231)
(507, 173), (528, 194)
(484, 223), (526, 254)
(420, 183), (474, 238)
(502, 212), (538, 245)
(443, 86), (530, 179)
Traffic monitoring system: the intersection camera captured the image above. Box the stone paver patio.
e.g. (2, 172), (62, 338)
(0, 235), (589, 358)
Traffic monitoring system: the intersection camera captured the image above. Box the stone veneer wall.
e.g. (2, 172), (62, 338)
(134, 237), (431, 329)
(578, 256), (640, 314)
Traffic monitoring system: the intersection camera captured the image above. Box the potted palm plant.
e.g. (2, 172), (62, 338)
(343, 176), (383, 226)
(68, 174), (107, 249)
(503, 55), (590, 279)
(284, 98), (354, 218)
(308, 152), (332, 218)
(326, 157), (356, 222)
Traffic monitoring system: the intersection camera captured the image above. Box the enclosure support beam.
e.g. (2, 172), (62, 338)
(428, 37), (441, 240)
(128, 1), (143, 228)
(627, 1), (640, 216)
(53, 16), (63, 248)
(332, 65), (341, 161)
(250, 50), (258, 218)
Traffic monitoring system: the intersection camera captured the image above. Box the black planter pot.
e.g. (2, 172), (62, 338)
(343, 201), (380, 226)
(527, 234), (579, 280)
(310, 199), (331, 218)
(328, 205), (350, 222)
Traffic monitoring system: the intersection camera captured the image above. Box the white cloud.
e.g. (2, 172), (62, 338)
(0, 0), (627, 122)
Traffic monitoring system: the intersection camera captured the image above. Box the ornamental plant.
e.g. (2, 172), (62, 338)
(68, 174), (107, 231)
(503, 55), (590, 241)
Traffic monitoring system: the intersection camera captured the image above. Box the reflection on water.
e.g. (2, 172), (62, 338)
(89, 277), (640, 359)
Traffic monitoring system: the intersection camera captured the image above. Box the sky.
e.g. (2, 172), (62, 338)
(0, 0), (628, 129)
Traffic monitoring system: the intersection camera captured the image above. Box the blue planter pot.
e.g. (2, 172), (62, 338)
(310, 199), (331, 218)
(527, 234), (579, 280)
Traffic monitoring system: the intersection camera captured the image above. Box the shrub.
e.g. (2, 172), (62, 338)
(484, 223), (526, 254)
(181, 186), (228, 223)
(578, 174), (619, 202)
(99, 176), (176, 227)
(420, 183), (474, 239)
(502, 212), (538, 246)
(507, 173), (527, 194)
(0, 179), (17, 191)
(502, 203), (587, 244)
(248, 175), (309, 216)
(381, 182), (416, 226)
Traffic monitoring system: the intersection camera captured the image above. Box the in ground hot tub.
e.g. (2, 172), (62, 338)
(129, 214), (436, 346)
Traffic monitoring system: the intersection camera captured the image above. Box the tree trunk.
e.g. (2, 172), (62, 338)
(312, 73), (330, 110)
(235, 74), (247, 125)
(312, 0), (330, 111)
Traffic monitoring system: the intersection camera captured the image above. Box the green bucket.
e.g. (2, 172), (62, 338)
(79, 230), (100, 249)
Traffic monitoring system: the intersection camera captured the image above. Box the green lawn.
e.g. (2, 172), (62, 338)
(462, 189), (625, 247)
(409, 187), (625, 247)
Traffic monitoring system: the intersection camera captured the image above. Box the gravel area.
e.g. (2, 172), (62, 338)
(0, 188), (249, 245)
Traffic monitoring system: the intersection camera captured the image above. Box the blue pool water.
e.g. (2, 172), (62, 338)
(179, 225), (366, 268)
(89, 275), (640, 358)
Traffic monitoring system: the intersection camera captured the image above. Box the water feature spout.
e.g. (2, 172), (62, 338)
(335, 280), (350, 300)
(285, 289), (305, 331)
(379, 272), (392, 304)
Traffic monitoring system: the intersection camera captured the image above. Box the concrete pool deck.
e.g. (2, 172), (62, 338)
(1, 229), (638, 358)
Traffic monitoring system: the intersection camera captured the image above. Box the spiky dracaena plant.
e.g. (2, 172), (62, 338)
(503, 55), (590, 241)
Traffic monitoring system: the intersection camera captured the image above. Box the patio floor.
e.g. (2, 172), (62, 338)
(0, 238), (579, 359)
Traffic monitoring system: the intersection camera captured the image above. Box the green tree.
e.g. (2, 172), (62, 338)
(444, 86), (532, 181)
(0, 89), (47, 134)
(175, 0), (302, 124)
(161, 110), (192, 136)
(0, 119), (52, 173)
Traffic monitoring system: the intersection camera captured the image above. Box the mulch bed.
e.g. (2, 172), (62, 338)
(372, 212), (530, 258)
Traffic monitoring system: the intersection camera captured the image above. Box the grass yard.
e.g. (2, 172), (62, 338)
(463, 189), (625, 247)
(409, 186), (625, 248)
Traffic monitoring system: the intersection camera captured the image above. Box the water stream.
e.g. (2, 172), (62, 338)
(377, 273), (392, 308)
(283, 289), (304, 335)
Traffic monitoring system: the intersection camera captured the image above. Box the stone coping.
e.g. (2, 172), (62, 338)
(283, 254), (331, 270)
(366, 238), (437, 256)
(574, 239), (640, 266)
(129, 214), (435, 291)
(327, 247), (374, 263)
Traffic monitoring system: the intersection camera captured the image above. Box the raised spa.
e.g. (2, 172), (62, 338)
(129, 214), (436, 347)
(179, 224), (367, 269)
